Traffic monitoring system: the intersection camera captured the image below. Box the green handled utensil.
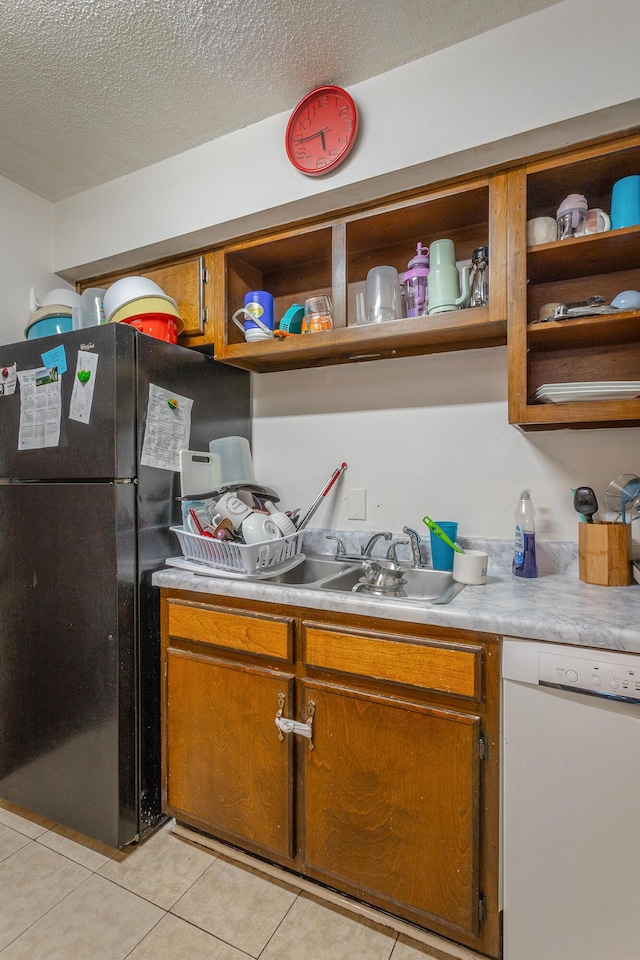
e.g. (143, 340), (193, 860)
(422, 515), (464, 553)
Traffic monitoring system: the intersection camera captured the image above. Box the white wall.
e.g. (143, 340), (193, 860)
(0, 175), (61, 344)
(54, 0), (640, 279)
(252, 350), (639, 542)
(45, 0), (640, 544)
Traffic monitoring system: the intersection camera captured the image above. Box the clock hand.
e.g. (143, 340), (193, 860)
(296, 127), (329, 148)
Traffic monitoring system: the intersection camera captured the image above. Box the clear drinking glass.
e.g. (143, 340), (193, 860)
(365, 266), (401, 323)
(303, 295), (333, 333)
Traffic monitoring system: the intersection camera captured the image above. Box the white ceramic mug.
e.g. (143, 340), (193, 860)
(526, 217), (558, 246)
(240, 512), (281, 544)
(452, 549), (488, 585)
(574, 208), (611, 237)
(264, 501), (296, 536)
(214, 492), (253, 529)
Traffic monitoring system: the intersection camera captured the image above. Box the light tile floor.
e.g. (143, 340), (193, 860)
(0, 800), (461, 960)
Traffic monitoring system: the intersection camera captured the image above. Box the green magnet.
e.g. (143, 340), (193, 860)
(167, 398), (178, 409)
(77, 370), (91, 384)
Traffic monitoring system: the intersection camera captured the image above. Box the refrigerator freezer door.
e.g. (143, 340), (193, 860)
(0, 480), (138, 848)
(0, 324), (136, 481)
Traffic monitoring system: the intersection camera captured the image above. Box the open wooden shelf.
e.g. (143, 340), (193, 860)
(217, 307), (505, 373)
(527, 225), (640, 284)
(527, 310), (640, 350)
(509, 129), (640, 431)
(515, 398), (640, 431)
(215, 171), (509, 373)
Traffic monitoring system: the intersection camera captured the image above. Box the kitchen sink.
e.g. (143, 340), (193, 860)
(320, 565), (454, 601)
(259, 555), (355, 585)
(254, 555), (463, 605)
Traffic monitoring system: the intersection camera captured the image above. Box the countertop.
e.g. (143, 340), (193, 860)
(153, 551), (640, 654)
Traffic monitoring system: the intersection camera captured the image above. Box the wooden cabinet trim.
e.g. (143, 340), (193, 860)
(166, 598), (294, 661)
(302, 621), (482, 700)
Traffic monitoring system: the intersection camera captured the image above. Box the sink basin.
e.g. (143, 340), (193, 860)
(258, 555), (355, 585)
(321, 565), (454, 601)
(250, 555), (461, 605)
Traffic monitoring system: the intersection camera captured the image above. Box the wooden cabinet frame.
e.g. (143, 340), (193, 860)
(212, 173), (509, 372)
(507, 131), (640, 430)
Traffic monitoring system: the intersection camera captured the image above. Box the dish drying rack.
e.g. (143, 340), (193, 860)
(170, 525), (304, 577)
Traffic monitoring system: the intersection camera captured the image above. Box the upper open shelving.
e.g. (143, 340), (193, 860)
(213, 173), (510, 372)
(508, 130), (640, 431)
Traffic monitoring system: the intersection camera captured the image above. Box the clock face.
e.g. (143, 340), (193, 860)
(285, 85), (358, 176)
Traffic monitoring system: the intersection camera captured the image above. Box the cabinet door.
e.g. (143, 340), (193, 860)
(166, 648), (295, 858)
(86, 254), (212, 343)
(301, 680), (482, 938)
(139, 256), (209, 341)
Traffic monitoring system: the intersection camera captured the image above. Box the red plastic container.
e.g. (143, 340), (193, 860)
(121, 313), (179, 343)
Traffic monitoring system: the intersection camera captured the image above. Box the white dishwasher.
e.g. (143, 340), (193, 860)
(502, 637), (640, 960)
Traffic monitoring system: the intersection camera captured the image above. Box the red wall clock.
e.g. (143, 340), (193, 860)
(285, 85), (359, 176)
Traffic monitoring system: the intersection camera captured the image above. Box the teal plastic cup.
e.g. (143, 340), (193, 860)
(429, 521), (458, 571)
(610, 175), (640, 230)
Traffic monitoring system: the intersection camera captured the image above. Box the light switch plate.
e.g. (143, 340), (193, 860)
(348, 488), (366, 520)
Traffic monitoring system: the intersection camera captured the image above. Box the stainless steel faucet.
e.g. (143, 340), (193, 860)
(325, 530), (399, 561)
(402, 526), (426, 568)
(361, 531), (392, 557)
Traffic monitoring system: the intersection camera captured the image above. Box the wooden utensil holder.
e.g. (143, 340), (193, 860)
(578, 522), (633, 586)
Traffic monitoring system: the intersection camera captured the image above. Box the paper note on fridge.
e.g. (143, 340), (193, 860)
(69, 350), (99, 424)
(0, 363), (17, 396)
(141, 383), (193, 472)
(41, 344), (68, 375)
(17, 368), (62, 449)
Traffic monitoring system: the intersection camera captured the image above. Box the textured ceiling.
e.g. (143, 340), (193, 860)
(0, 0), (563, 201)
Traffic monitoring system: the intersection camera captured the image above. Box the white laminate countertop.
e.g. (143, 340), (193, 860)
(153, 561), (640, 654)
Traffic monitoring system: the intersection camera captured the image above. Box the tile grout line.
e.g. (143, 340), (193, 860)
(172, 825), (485, 960)
(0, 854), (93, 957)
(255, 888), (302, 959)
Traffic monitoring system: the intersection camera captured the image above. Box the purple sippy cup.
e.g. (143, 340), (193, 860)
(402, 243), (430, 317)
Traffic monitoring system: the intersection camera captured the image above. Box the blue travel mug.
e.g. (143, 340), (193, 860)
(429, 521), (459, 571)
(232, 290), (275, 342)
(610, 175), (640, 230)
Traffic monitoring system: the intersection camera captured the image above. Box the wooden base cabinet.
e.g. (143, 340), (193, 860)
(160, 589), (501, 959)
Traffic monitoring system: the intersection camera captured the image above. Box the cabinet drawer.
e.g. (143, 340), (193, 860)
(167, 600), (293, 661)
(303, 623), (482, 699)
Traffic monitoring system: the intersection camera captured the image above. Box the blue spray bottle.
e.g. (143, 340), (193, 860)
(513, 489), (538, 578)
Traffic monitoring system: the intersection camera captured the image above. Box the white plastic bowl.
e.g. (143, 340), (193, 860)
(41, 288), (81, 309)
(103, 276), (167, 322)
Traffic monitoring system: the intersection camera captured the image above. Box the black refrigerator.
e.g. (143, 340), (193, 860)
(0, 323), (250, 847)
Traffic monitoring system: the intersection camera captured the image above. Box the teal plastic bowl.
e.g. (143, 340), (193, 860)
(26, 314), (73, 340)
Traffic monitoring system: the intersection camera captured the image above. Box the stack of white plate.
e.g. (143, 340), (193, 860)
(534, 381), (640, 403)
